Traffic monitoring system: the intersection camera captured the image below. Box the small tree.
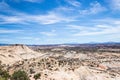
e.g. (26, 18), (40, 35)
(11, 70), (29, 80)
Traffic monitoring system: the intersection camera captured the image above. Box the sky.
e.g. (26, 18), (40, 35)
(0, 0), (120, 44)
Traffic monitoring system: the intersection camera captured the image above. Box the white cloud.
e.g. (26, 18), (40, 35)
(0, 1), (22, 15)
(67, 22), (120, 36)
(68, 25), (99, 31)
(0, 29), (23, 33)
(109, 0), (120, 10)
(66, 0), (81, 7)
(0, 1), (107, 25)
(0, 1), (9, 10)
(17, 37), (40, 41)
(40, 30), (57, 36)
(74, 27), (120, 36)
(0, 9), (75, 25)
(0, 39), (11, 42)
(24, 0), (42, 2)
(0, 15), (27, 24)
(79, 1), (106, 15)
(17, 37), (34, 40)
(13, 0), (43, 3)
(92, 18), (120, 25)
(28, 12), (74, 24)
(0, 1), (75, 25)
(53, 6), (74, 14)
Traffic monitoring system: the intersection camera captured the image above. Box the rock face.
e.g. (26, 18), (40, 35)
(0, 44), (42, 64)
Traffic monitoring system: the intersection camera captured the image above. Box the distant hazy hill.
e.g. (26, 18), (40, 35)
(0, 43), (10, 46)
(0, 42), (120, 47)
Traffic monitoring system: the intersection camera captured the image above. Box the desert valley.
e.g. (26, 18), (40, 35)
(0, 43), (120, 80)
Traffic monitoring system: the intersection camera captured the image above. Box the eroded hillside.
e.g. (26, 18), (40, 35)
(0, 44), (120, 80)
(0, 44), (42, 64)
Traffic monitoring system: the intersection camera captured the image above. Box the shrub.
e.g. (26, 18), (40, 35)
(0, 69), (10, 80)
(0, 77), (6, 80)
(11, 70), (29, 80)
(34, 73), (41, 80)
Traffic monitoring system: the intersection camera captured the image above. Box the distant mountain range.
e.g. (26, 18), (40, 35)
(0, 43), (10, 46)
(63, 42), (120, 45)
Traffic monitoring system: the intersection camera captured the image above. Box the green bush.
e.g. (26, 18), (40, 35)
(0, 69), (10, 80)
(0, 77), (6, 80)
(11, 70), (29, 80)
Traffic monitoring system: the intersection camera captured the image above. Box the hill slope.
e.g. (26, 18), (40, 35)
(0, 44), (42, 64)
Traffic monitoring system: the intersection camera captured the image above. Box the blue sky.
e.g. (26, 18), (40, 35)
(0, 0), (120, 44)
